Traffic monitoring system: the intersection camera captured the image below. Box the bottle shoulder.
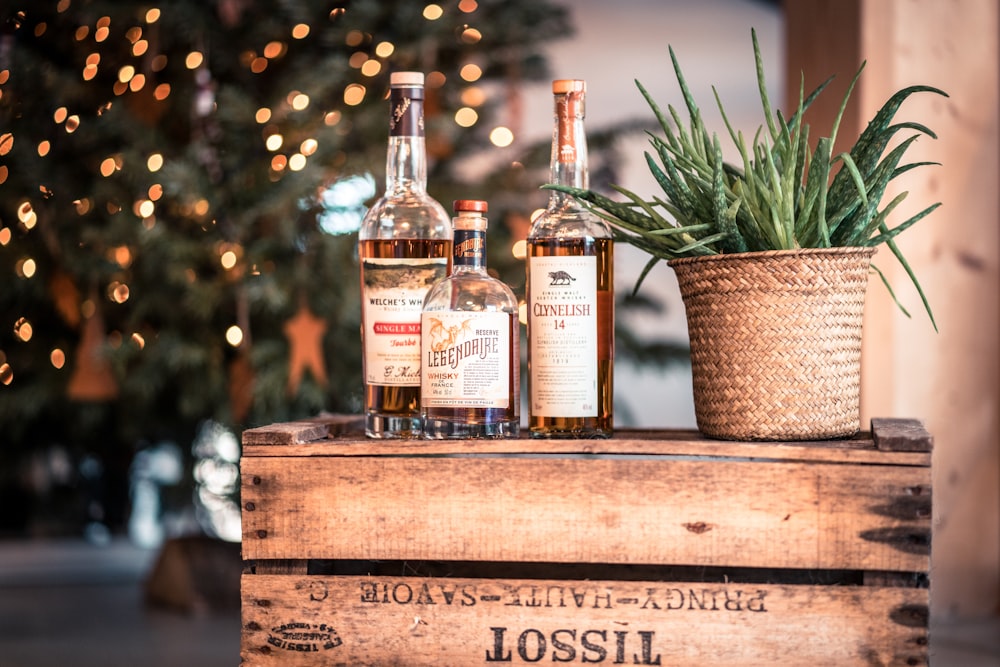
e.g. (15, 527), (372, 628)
(527, 204), (611, 240)
(423, 272), (518, 313)
(360, 192), (452, 239)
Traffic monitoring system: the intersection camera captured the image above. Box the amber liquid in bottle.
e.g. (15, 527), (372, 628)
(360, 238), (452, 430)
(527, 79), (614, 438)
(527, 236), (613, 436)
(358, 72), (452, 438)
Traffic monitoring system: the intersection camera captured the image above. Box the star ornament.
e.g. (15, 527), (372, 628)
(283, 303), (328, 395)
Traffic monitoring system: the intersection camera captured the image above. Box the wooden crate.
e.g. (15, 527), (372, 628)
(240, 416), (932, 666)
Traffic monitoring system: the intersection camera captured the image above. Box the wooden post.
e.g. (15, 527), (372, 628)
(784, 0), (1000, 618)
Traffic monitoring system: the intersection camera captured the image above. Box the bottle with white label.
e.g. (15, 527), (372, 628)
(421, 200), (520, 439)
(527, 79), (614, 438)
(359, 72), (452, 439)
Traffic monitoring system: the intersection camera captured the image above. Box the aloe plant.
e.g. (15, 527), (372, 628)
(546, 28), (947, 329)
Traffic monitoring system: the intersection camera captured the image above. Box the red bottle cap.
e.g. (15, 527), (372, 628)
(454, 199), (488, 213)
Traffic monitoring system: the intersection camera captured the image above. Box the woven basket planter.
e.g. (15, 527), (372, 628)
(668, 247), (877, 441)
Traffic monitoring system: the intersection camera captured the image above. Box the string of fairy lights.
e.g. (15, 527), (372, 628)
(0, 0), (523, 391)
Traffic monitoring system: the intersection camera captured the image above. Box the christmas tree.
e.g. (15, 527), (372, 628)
(0, 0), (684, 537)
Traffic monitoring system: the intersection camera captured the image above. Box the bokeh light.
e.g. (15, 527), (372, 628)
(460, 63), (482, 82)
(14, 317), (33, 342)
(15, 258), (36, 278)
(225, 326), (244, 347)
(455, 107), (478, 127)
(344, 84), (365, 106)
(489, 126), (515, 147)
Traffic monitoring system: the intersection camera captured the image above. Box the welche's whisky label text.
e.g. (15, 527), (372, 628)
(362, 257), (448, 386)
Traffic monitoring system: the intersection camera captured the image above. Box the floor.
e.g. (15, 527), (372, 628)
(0, 538), (238, 667)
(0, 539), (996, 666)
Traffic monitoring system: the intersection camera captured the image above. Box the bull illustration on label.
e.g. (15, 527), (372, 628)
(548, 270), (576, 286)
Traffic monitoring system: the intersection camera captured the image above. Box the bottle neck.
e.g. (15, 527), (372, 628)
(549, 90), (589, 204)
(386, 136), (428, 193)
(386, 86), (427, 193)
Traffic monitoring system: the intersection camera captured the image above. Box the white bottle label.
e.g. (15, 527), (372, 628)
(362, 257), (448, 386)
(529, 255), (598, 417)
(421, 311), (510, 408)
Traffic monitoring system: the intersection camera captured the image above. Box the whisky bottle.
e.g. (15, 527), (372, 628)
(527, 79), (614, 438)
(359, 72), (452, 439)
(421, 200), (520, 439)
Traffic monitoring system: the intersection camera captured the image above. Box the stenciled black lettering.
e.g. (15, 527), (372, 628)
(359, 582), (379, 603)
(687, 588), (713, 611)
(416, 583), (436, 605)
(666, 588), (684, 610)
(581, 630), (607, 663)
(635, 631), (662, 665)
(593, 590), (612, 609)
(393, 582), (413, 604)
(546, 586), (567, 608)
(518, 629), (546, 663)
(551, 629), (577, 663)
(614, 630), (627, 664)
(640, 588), (661, 610)
(748, 590), (768, 613)
(486, 627), (512, 663)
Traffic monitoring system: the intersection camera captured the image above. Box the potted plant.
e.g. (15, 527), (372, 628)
(546, 29), (947, 441)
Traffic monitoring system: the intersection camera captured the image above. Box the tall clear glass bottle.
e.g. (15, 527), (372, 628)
(421, 200), (520, 439)
(527, 79), (614, 438)
(359, 72), (452, 439)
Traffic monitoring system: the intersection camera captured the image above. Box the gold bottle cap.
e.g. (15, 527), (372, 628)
(390, 71), (424, 87)
(553, 79), (586, 94)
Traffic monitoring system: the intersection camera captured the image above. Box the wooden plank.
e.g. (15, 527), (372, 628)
(240, 574), (928, 666)
(871, 418), (933, 452)
(241, 429), (931, 467)
(242, 414), (364, 446)
(241, 455), (930, 572)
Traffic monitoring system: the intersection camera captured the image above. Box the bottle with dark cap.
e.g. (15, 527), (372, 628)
(359, 72), (452, 439)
